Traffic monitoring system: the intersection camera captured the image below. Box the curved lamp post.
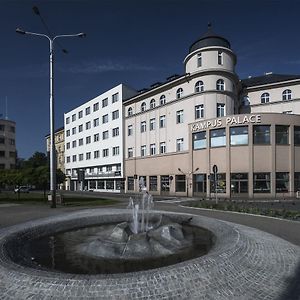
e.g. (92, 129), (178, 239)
(16, 28), (86, 208)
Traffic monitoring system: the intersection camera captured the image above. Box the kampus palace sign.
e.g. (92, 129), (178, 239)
(191, 115), (262, 132)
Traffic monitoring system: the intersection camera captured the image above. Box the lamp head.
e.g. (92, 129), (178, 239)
(32, 6), (40, 15)
(16, 28), (26, 35)
(78, 32), (86, 38)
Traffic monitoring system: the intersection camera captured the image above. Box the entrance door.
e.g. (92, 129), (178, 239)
(231, 173), (248, 197)
(160, 175), (170, 195)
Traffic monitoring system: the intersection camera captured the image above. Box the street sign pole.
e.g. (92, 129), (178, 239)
(212, 165), (218, 204)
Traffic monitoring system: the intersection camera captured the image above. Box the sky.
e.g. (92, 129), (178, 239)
(0, 0), (300, 159)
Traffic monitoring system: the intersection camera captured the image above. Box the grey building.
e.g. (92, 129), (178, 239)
(0, 119), (16, 169)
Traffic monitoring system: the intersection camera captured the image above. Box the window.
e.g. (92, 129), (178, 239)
(93, 102), (99, 112)
(276, 125), (289, 145)
(0, 151), (6, 157)
(9, 139), (15, 146)
(10, 126), (15, 133)
(197, 53), (202, 67)
(72, 127), (76, 135)
(102, 114), (108, 124)
(113, 146), (120, 156)
(86, 121), (91, 130)
(150, 118), (155, 131)
(112, 93), (119, 103)
(128, 148), (133, 158)
(112, 127), (119, 137)
(282, 89), (292, 101)
(72, 155), (76, 162)
(193, 174), (207, 193)
(160, 95), (166, 105)
(216, 79), (225, 91)
(126, 125), (132, 137)
(193, 131), (206, 149)
(161, 175), (170, 192)
(218, 51), (223, 65)
(79, 154), (84, 161)
(217, 103), (225, 117)
(85, 107), (90, 115)
(176, 138), (184, 151)
(176, 175), (186, 192)
(103, 149), (109, 157)
(102, 98), (108, 107)
(66, 130), (70, 137)
(72, 140), (76, 148)
(66, 142), (70, 149)
(93, 118), (99, 127)
(94, 150), (100, 159)
(86, 136), (91, 144)
(210, 128), (226, 147)
(78, 124), (83, 132)
(102, 130), (109, 140)
(141, 102), (146, 112)
(261, 93), (270, 103)
(112, 110), (119, 120)
(176, 110), (184, 123)
(72, 114), (76, 122)
(86, 152), (91, 160)
(253, 173), (271, 193)
(66, 156), (70, 163)
(253, 125), (271, 144)
(127, 177), (134, 191)
(150, 143), (156, 155)
(195, 81), (204, 93)
(210, 173), (226, 193)
(97, 180), (105, 189)
(149, 176), (157, 191)
(230, 173), (248, 194)
(78, 110), (83, 119)
(150, 98), (156, 109)
(160, 142), (166, 154)
(159, 115), (166, 128)
(128, 107), (133, 116)
(230, 126), (248, 145)
(141, 145), (146, 157)
(94, 133), (99, 142)
(0, 137), (4, 144)
(79, 138), (83, 146)
(276, 172), (289, 193)
(141, 121), (146, 133)
(195, 104), (204, 119)
(295, 173), (300, 191)
(176, 88), (183, 99)
(294, 126), (300, 145)
(66, 117), (70, 124)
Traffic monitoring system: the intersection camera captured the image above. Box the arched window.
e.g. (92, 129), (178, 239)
(282, 89), (292, 101)
(195, 81), (204, 93)
(176, 88), (183, 99)
(128, 107), (133, 116)
(216, 79), (225, 91)
(160, 95), (166, 105)
(150, 98), (156, 109)
(141, 102), (146, 112)
(261, 93), (270, 104)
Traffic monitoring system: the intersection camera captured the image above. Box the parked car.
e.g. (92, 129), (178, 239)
(14, 186), (30, 193)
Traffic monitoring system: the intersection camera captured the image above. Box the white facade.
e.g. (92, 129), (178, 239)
(64, 84), (136, 192)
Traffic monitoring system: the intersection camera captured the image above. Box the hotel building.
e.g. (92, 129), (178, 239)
(64, 84), (136, 192)
(123, 25), (300, 198)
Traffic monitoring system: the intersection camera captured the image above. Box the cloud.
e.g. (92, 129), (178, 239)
(58, 60), (157, 74)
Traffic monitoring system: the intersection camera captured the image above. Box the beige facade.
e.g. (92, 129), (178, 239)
(0, 119), (16, 169)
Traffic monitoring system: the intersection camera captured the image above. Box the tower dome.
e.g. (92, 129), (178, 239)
(189, 23), (231, 53)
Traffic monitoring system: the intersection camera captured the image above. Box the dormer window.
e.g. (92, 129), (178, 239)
(160, 95), (166, 105)
(197, 53), (202, 67)
(282, 89), (292, 101)
(176, 88), (183, 99)
(141, 102), (146, 112)
(218, 51), (223, 65)
(216, 79), (225, 91)
(261, 93), (270, 103)
(195, 81), (204, 93)
(150, 98), (156, 109)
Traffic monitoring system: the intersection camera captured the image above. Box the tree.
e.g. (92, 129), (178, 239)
(24, 152), (48, 169)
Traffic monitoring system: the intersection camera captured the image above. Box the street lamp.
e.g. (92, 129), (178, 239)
(178, 167), (199, 197)
(16, 27), (86, 208)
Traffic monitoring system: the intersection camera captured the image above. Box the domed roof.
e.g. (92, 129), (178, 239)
(189, 23), (231, 53)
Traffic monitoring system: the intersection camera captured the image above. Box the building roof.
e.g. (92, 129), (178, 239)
(189, 24), (231, 53)
(241, 73), (300, 88)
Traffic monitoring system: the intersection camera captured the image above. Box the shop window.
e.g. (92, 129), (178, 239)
(210, 128), (226, 147)
(97, 180), (105, 189)
(175, 175), (186, 192)
(253, 125), (271, 144)
(294, 126), (300, 145)
(230, 126), (248, 145)
(210, 173), (226, 193)
(161, 175), (170, 192)
(149, 176), (158, 191)
(127, 177), (134, 191)
(253, 173), (271, 193)
(231, 173), (248, 194)
(89, 180), (96, 189)
(276, 125), (289, 145)
(139, 176), (147, 191)
(276, 172), (289, 193)
(106, 180), (114, 190)
(193, 131), (206, 150)
(193, 174), (206, 193)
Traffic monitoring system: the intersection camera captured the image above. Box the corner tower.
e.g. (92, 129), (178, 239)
(183, 24), (239, 118)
